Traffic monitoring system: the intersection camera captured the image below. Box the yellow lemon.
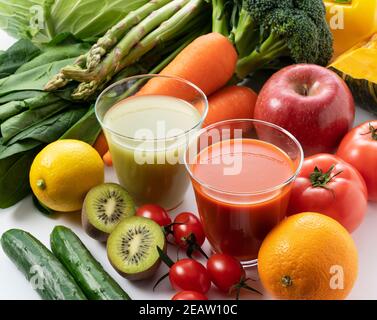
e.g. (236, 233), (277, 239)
(30, 140), (104, 212)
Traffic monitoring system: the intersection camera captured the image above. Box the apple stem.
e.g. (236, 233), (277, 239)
(302, 84), (310, 96)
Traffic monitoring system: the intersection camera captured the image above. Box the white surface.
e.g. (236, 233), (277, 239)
(0, 31), (377, 300)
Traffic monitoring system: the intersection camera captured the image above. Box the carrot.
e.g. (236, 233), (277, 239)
(138, 33), (238, 101)
(103, 151), (113, 167)
(203, 85), (257, 127)
(93, 131), (109, 157)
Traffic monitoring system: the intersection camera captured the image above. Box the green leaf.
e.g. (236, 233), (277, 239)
(0, 100), (28, 123)
(1, 101), (68, 143)
(0, 148), (40, 209)
(0, 0), (149, 43)
(0, 140), (41, 160)
(0, 39), (41, 79)
(0, 57), (76, 97)
(6, 107), (87, 145)
(61, 105), (101, 145)
(0, 91), (43, 105)
(15, 43), (89, 74)
(0, 93), (61, 123)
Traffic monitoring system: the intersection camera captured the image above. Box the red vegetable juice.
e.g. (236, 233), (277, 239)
(190, 138), (295, 262)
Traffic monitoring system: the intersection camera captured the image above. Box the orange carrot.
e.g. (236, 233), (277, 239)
(138, 33), (238, 101)
(203, 86), (257, 127)
(93, 131), (109, 157)
(103, 151), (113, 167)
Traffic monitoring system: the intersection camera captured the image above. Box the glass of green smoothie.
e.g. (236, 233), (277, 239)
(95, 75), (208, 210)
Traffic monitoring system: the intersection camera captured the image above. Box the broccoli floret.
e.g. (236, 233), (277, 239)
(211, 0), (333, 78)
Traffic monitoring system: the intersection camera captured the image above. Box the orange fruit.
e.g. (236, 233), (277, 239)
(258, 212), (358, 300)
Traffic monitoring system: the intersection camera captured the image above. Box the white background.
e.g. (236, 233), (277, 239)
(0, 30), (376, 300)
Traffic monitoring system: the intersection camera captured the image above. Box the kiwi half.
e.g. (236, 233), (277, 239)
(82, 183), (135, 242)
(107, 216), (166, 281)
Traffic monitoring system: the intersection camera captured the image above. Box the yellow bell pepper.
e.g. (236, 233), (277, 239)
(324, 0), (377, 59)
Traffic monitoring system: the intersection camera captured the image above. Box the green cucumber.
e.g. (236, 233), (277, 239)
(50, 226), (131, 300)
(1, 229), (87, 300)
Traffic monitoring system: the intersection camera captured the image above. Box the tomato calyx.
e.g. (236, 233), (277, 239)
(230, 277), (262, 300)
(153, 247), (175, 291)
(182, 233), (209, 259)
(310, 165), (343, 190)
(361, 123), (377, 141)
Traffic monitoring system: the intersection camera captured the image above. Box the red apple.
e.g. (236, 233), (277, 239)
(254, 64), (355, 156)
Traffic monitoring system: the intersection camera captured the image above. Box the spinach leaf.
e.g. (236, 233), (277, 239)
(0, 57), (76, 97)
(0, 39), (41, 79)
(0, 140), (41, 160)
(6, 107), (87, 145)
(0, 149), (39, 209)
(0, 100), (29, 123)
(16, 43), (89, 74)
(61, 105), (101, 145)
(1, 101), (68, 143)
(0, 91), (43, 105)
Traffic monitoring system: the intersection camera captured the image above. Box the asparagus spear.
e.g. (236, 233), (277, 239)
(44, 54), (86, 91)
(61, 0), (190, 83)
(87, 0), (172, 71)
(44, 0), (172, 91)
(72, 0), (207, 100)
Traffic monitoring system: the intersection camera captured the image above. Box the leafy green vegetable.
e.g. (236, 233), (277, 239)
(0, 149), (39, 208)
(0, 100), (29, 122)
(0, 91), (43, 105)
(61, 106), (101, 145)
(0, 93), (61, 123)
(0, 39), (40, 78)
(0, 57), (76, 97)
(1, 101), (68, 143)
(0, 0), (149, 43)
(0, 140), (41, 160)
(6, 107), (86, 145)
(16, 43), (90, 74)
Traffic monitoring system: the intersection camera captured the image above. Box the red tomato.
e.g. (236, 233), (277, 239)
(337, 120), (377, 202)
(173, 212), (205, 248)
(172, 291), (208, 300)
(136, 204), (171, 227)
(207, 254), (245, 293)
(169, 259), (211, 294)
(287, 154), (368, 232)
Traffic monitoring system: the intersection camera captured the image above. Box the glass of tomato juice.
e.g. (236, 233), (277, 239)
(185, 119), (304, 266)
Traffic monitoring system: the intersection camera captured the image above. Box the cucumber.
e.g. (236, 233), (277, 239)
(50, 226), (131, 300)
(1, 229), (87, 300)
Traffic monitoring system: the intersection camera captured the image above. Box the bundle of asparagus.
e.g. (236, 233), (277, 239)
(45, 0), (210, 100)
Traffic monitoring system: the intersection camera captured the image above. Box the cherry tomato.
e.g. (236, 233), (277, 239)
(207, 254), (245, 293)
(172, 291), (208, 300)
(173, 212), (205, 248)
(287, 154), (368, 232)
(169, 259), (211, 294)
(136, 204), (171, 227)
(337, 120), (377, 202)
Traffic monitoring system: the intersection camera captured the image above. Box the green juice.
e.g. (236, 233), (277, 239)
(103, 95), (202, 209)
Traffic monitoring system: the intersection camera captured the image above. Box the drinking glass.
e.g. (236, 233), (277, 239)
(96, 75), (208, 210)
(185, 119), (304, 266)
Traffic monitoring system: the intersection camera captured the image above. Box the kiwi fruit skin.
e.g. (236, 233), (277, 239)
(107, 216), (166, 281)
(82, 183), (135, 242)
